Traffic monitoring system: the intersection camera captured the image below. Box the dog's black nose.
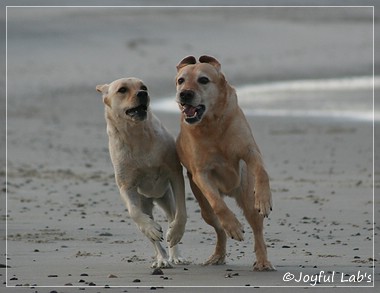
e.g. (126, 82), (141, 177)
(180, 90), (195, 100)
(137, 90), (148, 105)
(137, 90), (148, 99)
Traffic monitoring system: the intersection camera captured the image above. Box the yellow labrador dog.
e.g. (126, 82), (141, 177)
(175, 56), (274, 271)
(96, 77), (187, 268)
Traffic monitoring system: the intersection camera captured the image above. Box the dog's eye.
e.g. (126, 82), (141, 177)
(118, 87), (128, 94)
(177, 77), (185, 85)
(141, 85), (148, 91)
(198, 77), (210, 84)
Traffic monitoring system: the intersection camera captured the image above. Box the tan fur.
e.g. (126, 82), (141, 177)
(96, 77), (187, 268)
(175, 56), (274, 271)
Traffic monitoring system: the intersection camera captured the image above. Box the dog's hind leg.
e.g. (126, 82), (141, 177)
(155, 190), (189, 265)
(234, 165), (275, 271)
(151, 240), (173, 268)
(167, 244), (188, 265)
(155, 189), (176, 225)
(120, 188), (169, 268)
(188, 172), (227, 265)
(120, 187), (163, 242)
(239, 203), (274, 271)
(139, 197), (172, 269)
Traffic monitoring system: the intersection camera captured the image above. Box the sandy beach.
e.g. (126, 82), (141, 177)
(1, 3), (379, 292)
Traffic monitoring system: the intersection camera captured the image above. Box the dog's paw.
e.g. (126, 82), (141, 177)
(168, 244), (189, 265)
(169, 256), (190, 265)
(253, 260), (276, 271)
(220, 214), (244, 241)
(151, 258), (173, 269)
(254, 188), (273, 217)
(203, 253), (226, 265)
(166, 220), (185, 247)
(137, 216), (163, 242)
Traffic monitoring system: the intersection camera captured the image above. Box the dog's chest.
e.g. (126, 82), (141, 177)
(187, 148), (241, 194)
(110, 140), (171, 198)
(136, 166), (170, 198)
(209, 157), (241, 194)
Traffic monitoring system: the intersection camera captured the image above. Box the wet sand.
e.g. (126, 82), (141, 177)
(4, 113), (377, 290)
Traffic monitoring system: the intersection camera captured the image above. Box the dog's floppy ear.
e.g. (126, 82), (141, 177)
(199, 55), (221, 71)
(96, 84), (111, 107)
(176, 56), (197, 71)
(96, 84), (109, 94)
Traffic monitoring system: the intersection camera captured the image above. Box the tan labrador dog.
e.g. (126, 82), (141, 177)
(175, 56), (274, 271)
(96, 77), (187, 268)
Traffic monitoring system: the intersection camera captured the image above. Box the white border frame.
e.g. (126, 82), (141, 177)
(4, 4), (376, 289)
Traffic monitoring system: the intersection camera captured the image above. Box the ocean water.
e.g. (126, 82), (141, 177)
(152, 76), (379, 122)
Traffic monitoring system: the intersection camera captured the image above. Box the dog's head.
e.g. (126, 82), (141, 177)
(175, 55), (228, 125)
(96, 77), (150, 122)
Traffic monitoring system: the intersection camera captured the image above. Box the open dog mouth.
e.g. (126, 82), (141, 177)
(179, 103), (206, 124)
(125, 104), (148, 120)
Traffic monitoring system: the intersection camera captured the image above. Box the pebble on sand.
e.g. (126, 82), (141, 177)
(108, 274), (118, 278)
(152, 268), (164, 275)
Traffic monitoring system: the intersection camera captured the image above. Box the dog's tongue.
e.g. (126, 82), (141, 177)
(183, 105), (197, 117)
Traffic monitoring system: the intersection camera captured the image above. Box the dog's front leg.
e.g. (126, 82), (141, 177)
(151, 239), (173, 269)
(119, 186), (164, 242)
(193, 172), (244, 241)
(166, 167), (187, 248)
(244, 148), (273, 217)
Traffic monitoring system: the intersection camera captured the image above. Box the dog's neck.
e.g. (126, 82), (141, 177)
(105, 108), (152, 138)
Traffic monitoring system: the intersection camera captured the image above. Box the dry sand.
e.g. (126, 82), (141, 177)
(1, 4), (379, 293)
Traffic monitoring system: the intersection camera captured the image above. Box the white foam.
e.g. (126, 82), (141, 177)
(151, 76), (379, 122)
(242, 109), (374, 122)
(238, 76), (379, 95)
